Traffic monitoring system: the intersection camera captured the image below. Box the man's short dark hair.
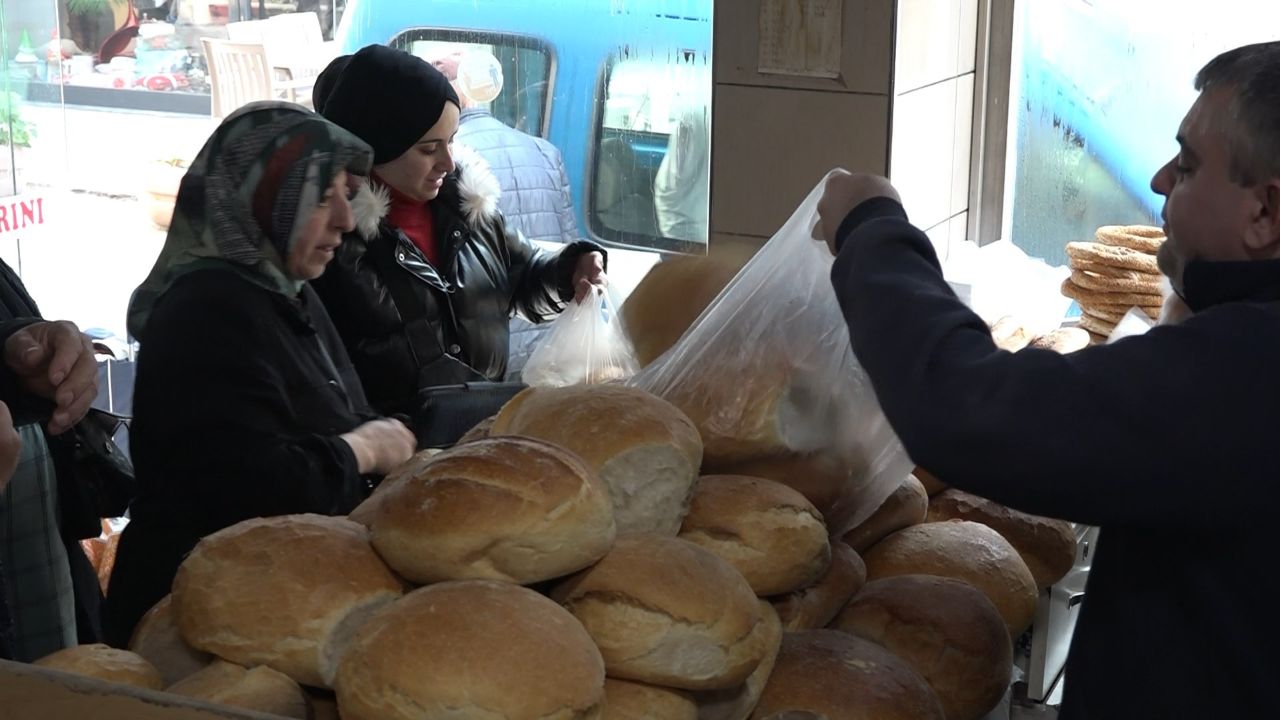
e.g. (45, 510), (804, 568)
(1195, 41), (1280, 185)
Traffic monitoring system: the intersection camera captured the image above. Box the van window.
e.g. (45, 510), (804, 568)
(390, 29), (554, 137)
(589, 53), (711, 255)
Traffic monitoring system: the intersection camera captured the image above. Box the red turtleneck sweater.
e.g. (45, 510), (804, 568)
(379, 176), (439, 267)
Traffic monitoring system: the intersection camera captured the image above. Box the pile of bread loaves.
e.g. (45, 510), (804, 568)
(34, 382), (1079, 720)
(1060, 225), (1167, 342)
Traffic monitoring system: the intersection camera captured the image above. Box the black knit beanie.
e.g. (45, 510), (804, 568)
(320, 45), (460, 165)
(312, 53), (351, 114)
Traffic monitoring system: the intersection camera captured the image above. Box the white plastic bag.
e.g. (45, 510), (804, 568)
(629, 173), (913, 535)
(522, 287), (639, 387)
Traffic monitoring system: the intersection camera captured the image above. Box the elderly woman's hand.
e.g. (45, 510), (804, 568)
(573, 251), (608, 303)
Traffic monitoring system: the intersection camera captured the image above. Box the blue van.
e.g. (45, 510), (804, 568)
(334, 0), (713, 256)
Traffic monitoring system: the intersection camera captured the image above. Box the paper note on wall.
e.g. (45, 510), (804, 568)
(758, 0), (843, 79)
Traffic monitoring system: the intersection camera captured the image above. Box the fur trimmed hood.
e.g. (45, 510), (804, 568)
(349, 142), (502, 240)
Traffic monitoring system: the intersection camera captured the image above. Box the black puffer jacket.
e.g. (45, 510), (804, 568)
(312, 144), (602, 414)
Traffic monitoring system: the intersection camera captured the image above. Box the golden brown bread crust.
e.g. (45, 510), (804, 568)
(457, 414), (496, 444)
(128, 594), (214, 688)
(621, 246), (756, 368)
(832, 575), (1012, 720)
(841, 474), (928, 554)
(771, 542), (867, 631)
(551, 534), (768, 691)
(172, 514), (404, 688)
(165, 660), (309, 719)
(694, 601), (784, 720)
(927, 489), (1077, 589)
(490, 385), (704, 535)
(679, 475), (831, 596)
(750, 630), (945, 720)
(34, 644), (164, 691)
(367, 436), (616, 585)
(603, 678), (699, 720)
(336, 580), (605, 720)
(863, 521), (1038, 637)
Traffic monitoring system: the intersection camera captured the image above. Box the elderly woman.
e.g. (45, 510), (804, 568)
(311, 45), (608, 417)
(103, 103), (416, 646)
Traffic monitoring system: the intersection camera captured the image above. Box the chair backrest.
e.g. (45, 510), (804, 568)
(268, 11), (325, 47)
(201, 38), (274, 118)
(225, 18), (272, 44)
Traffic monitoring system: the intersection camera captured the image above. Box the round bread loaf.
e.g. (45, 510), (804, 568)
(694, 600), (784, 720)
(913, 467), (948, 496)
(335, 580), (605, 720)
(172, 514), (404, 688)
(620, 245), (755, 368)
(679, 475), (830, 596)
(128, 594), (213, 687)
(832, 575), (1012, 720)
(490, 385), (703, 536)
(166, 660), (309, 719)
(552, 534), (768, 690)
(348, 448), (440, 527)
(706, 451), (850, 523)
(603, 678), (698, 720)
(751, 630), (944, 720)
(368, 436), (616, 585)
(34, 644), (163, 691)
(771, 542), (867, 631)
(863, 521), (1038, 637)
(927, 489), (1077, 589)
(841, 474), (927, 554)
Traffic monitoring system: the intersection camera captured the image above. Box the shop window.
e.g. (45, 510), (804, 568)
(588, 52), (710, 255)
(1003, 0), (1280, 265)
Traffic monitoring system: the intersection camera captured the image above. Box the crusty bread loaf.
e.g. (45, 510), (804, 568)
(349, 447), (441, 527)
(621, 245), (756, 368)
(705, 450), (850, 527)
(694, 601), (784, 720)
(367, 436), (616, 585)
(832, 575), (1012, 720)
(771, 542), (867, 631)
(128, 594), (213, 687)
(914, 467), (948, 496)
(751, 630), (945, 720)
(490, 385), (703, 535)
(927, 489), (1077, 589)
(336, 580), (605, 720)
(841, 474), (928, 554)
(34, 644), (163, 691)
(172, 514), (404, 688)
(679, 475), (830, 596)
(552, 534), (768, 691)
(165, 660), (308, 719)
(457, 414), (496, 444)
(603, 678), (698, 720)
(863, 521), (1038, 637)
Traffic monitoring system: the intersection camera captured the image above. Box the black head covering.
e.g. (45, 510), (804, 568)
(320, 45), (460, 165)
(312, 53), (352, 114)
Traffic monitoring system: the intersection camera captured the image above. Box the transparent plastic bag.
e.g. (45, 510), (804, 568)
(522, 287), (640, 387)
(629, 173), (913, 535)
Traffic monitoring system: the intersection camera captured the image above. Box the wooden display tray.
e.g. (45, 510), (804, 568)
(0, 659), (292, 720)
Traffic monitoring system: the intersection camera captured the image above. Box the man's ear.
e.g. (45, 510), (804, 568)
(1244, 179), (1280, 252)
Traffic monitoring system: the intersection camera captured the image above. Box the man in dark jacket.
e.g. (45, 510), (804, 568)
(432, 47), (581, 246)
(817, 42), (1280, 718)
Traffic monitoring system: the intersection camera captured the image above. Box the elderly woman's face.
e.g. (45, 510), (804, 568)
(286, 170), (358, 280)
(373, 102), (460, 203)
